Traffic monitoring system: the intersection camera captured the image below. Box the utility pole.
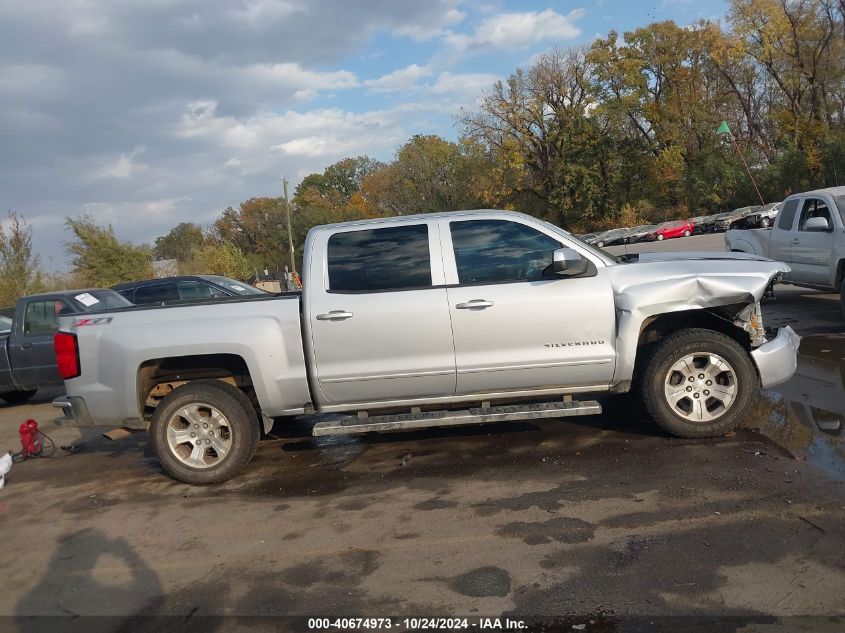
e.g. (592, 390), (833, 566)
(281, 174), (296, 275)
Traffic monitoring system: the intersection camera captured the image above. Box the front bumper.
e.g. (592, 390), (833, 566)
(52, 395), (96, 426)
(750, 326), (801, 389)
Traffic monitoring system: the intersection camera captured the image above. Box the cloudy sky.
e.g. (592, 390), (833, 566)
(0, 0), (725, 269)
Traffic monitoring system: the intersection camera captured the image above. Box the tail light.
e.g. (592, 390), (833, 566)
(54, 332), (81, 380)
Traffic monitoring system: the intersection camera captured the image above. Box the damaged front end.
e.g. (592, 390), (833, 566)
(608, 255), (800, 390)
(732, 300), (800, 389)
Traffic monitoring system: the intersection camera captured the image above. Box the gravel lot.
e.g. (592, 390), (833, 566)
(2, 233), (844, 632)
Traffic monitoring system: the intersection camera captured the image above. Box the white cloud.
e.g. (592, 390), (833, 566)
(430, 71), (498, 97)
(364, 64), (432, 93)
(394, 7), (466, 41)
(445, 8), (587, 51)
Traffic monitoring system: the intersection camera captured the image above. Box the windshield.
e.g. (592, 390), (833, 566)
(538, 219), (621, 264)
(69, 289), (133, 312)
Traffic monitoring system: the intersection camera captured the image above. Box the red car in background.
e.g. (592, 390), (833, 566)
(652, 219), (695, 241)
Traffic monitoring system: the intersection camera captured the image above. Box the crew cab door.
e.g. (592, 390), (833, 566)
(440, 217), (616, 395)
(790, 196), (838, 286)
(9, 299), (67, 388)
(769, 198), (800, 277)
(305, 221), (456, 406)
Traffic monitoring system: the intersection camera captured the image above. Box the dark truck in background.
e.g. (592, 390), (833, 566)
(0, 289), (131, 404)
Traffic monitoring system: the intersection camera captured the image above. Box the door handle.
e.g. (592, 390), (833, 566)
(791, 238), (800, 244)
(316, 310), (353, 321)
(455, 299), (494, 310)
(21, 343), (32, 350)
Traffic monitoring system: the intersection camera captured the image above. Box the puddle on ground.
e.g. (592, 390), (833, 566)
(745, 333), (845, 481)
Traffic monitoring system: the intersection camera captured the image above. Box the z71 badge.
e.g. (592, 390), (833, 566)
(73, 317), (114, 326)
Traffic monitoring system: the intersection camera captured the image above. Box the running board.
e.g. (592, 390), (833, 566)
(311, 400), (602, 437)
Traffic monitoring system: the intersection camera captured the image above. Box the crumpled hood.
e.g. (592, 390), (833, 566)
(626, 250), (774, 264)
(608, 256), (789, 311)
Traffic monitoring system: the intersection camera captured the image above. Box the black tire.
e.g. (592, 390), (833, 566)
(150, 380), (260, 484)
(638, 328), (756, 438)
(1, 389), (37, 405)
(840, 281), (845, 321)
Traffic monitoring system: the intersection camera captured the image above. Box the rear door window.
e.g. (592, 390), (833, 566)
(23, 300), (68, 336)
(777, 199), (800, 230)
(327, 224), (432, 292)
(132, 283), (180, 304)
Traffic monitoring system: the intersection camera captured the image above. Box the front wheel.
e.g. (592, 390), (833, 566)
(596, 241), (605, 248)
(638, 329), (756, 438)
(683, 230), (691, 237)
(150, 381), (260, 484)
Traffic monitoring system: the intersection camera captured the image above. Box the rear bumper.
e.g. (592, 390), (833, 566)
(52, 395), (95, 426)
(750, 326), (801, 389)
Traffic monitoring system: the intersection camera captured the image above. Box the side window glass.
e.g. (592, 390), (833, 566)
(450, 220), (562, 284)
(177, 281), (224, 300)
(327, 224), (431, 292)
(133, 283), (179, 304)
(777, 199), (799, 230)
(23, 300), (64, 336)
(798, 199), (831, 231)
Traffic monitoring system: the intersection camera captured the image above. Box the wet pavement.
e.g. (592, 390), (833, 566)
(0, 283), (844, 631)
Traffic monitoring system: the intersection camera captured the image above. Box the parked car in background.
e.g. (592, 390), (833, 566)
(56, 210), (799, 484)
(0, 289), (131, 404)
(714, 206), (762, 232)
(652, 219), (695, 241)
(691, 214), (720, 234)
(741, 202), (780, 229)
(593, 228), (630, 248)
(623, 224), (658, 243)
(725, 186), (845, 318)
(114, 275), (267, 305)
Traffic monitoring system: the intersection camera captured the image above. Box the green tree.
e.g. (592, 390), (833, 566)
(65, 216), (154, 287)
(183, 241), (251, 280)
(0, 212), (44, 305)
(293, 156), (383, 210)
(153, 222), (205, 261)
(213, 197), (287, 269)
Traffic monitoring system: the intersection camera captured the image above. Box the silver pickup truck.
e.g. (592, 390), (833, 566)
(55, 210), (800, 484)
(725, 186), (845, 318)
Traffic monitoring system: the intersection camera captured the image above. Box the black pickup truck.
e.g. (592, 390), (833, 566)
(0, 289), (131, 404)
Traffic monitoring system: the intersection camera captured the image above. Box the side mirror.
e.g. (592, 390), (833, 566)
(553, 248), (589, 277)
(804, 216), (831, 232)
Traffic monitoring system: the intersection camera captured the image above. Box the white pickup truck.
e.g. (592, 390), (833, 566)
(54, 210), (800, 484)
(725, 186), (845, 318)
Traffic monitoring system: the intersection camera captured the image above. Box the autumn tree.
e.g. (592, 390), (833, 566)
(213, 197), (288, 269)
(153, 222), (205, 261)
(0, 212), (44, 305)
(65, 216), (153, 287)
(182, 240), (251, 280)
(293, 156), (383, 210)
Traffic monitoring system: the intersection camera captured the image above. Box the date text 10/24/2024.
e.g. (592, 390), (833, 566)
(307, 618), (530, 630)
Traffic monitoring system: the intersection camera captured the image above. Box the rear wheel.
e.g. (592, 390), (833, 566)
(639, 328), (756, 438)
(150, 381), (260, 484)
(656, 234), (664, 241)
(1, 389), (37, 405)
(596, 240), (605, 248)
(683, 230), (691, 237)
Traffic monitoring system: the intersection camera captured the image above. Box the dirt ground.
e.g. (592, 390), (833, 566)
(1, 237), (844, 632)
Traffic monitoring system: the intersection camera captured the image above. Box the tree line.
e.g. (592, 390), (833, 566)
(2, 0), (844, 300)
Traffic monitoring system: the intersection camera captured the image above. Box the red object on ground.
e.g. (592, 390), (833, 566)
(19, 419), (42, 458)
